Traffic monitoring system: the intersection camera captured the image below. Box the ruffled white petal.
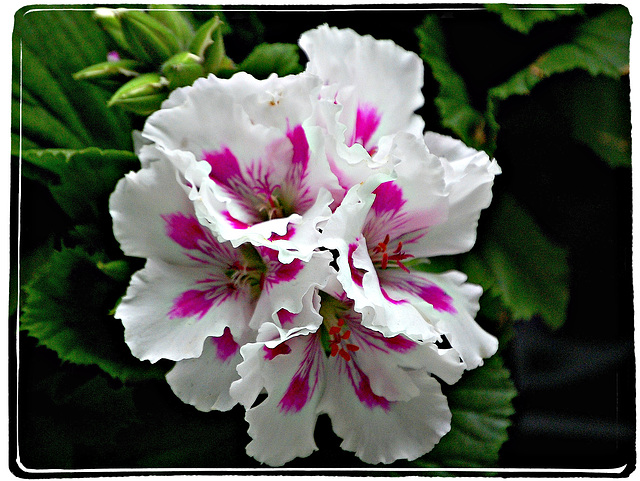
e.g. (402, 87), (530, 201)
(230, 334), (324, 466)
(412, 131), (501, 257)
(318, 364), (451, 465)
(116, 259), (254, 363)
(166, 329), (248, 412)
(380, 268), (499, 370)
(109, 154), (195, 265)
(142, 72), (340, 261)
(250, 250), (334, 332)
(299, 25), (425, 147)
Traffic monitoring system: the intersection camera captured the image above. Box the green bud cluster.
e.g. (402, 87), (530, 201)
(74, 5), (236, 116)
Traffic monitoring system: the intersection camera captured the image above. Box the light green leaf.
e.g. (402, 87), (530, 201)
(22, 148), (138, 222)
(470, 195), (569, 329)
(486, 6), (631, 153)
(239, 43), (303, 79)
(20, 246), (167, 382)
(485, 4), (585, 34)
(412, 354), (517, 469)
(415, 15), (487, 150)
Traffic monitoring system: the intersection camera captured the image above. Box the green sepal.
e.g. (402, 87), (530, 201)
(148, 5), (195, 50)
(73, 59), (141, 81)
(108, 73), (169, 115)
(93, 7), (130, 54)
(119, 9), (181, 64)
(202, 22), (226, 75)
(161, 52), (204, 88)
(239, 43), (304, 79)
(188, 15), (223, 59)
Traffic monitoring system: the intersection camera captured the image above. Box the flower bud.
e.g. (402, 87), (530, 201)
(73, 59), (141, 81)
(188, 15), (223, 59)
(108, 73), (169, 115)
(148, 5), (195, 50)
(161, 52), (204, 88)
(93, 8), (130, 54)
(119, 9), (181, 64)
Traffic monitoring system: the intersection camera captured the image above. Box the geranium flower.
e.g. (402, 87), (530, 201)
(320, 131), (501, 369)
(230, 281), (465, 466)
(110, 151), (334, 367)
(299, 25), (425, 197)
(138, 71), (342, 263)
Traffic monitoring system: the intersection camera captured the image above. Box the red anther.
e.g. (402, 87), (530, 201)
(341, 330), (351, 340)
(383, 234), (390, 245)
(393, 241), (403, 254)
(346, 343), (359, 352)
(337, 318), (345, 327)
(330, 344), (339, 357)
(329, 325), (341, 335)
(339, 349), (351, 362)
(381, 252), (389, 270)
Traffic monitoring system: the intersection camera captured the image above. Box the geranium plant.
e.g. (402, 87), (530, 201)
(12, 4), (631, 474)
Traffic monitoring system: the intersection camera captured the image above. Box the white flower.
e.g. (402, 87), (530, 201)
(110, 151), (334, 366)
(139, 71), (342, 263)
(321, 132), (501, 369)
(230, 282), (465, 466)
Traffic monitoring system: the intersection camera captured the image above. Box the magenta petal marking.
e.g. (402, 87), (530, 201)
(286, 124), (310, 170)
(381, 286), (407, 305)
(371, 181), (406, 216)
(351, 103), (382, 152)
(388, 277), (457, 314)
(379, 333), (417, 353)
(278, 373), (311, 413)
(347, 243), (364, 287)
(263, 342), (292, 360)
(211, 327), (239, 362)
(222, 211), (251, 229)
(168, 287), (217, 320)
(353, 366), (391, 411)
(277, 308), (297, 326)
(203, 146), (243, 189)
(268, 225), (296, 241)
(162, 212), (208, 251)
(413, 282), (457, 314)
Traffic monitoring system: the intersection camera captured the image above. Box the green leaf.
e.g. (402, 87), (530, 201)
(13, 8), (134, 151)
(20, 245), (167, 382)
(485, 4), (585, 34)
(486, 6), (631, 153)
(415, 15), (487, 150)
(565, 74), (631, 168)
(412, 354), (517, 469)
(22, 148), (138, 222)
(239, 43), (303, 79)
(470, 195), (570, 329)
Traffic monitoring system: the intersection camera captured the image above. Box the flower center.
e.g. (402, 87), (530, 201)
(225, 245), (267, 297)
(370, 234), (413, 272)
(253, 185), (290, 221)
(318, 292), (360, 361)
